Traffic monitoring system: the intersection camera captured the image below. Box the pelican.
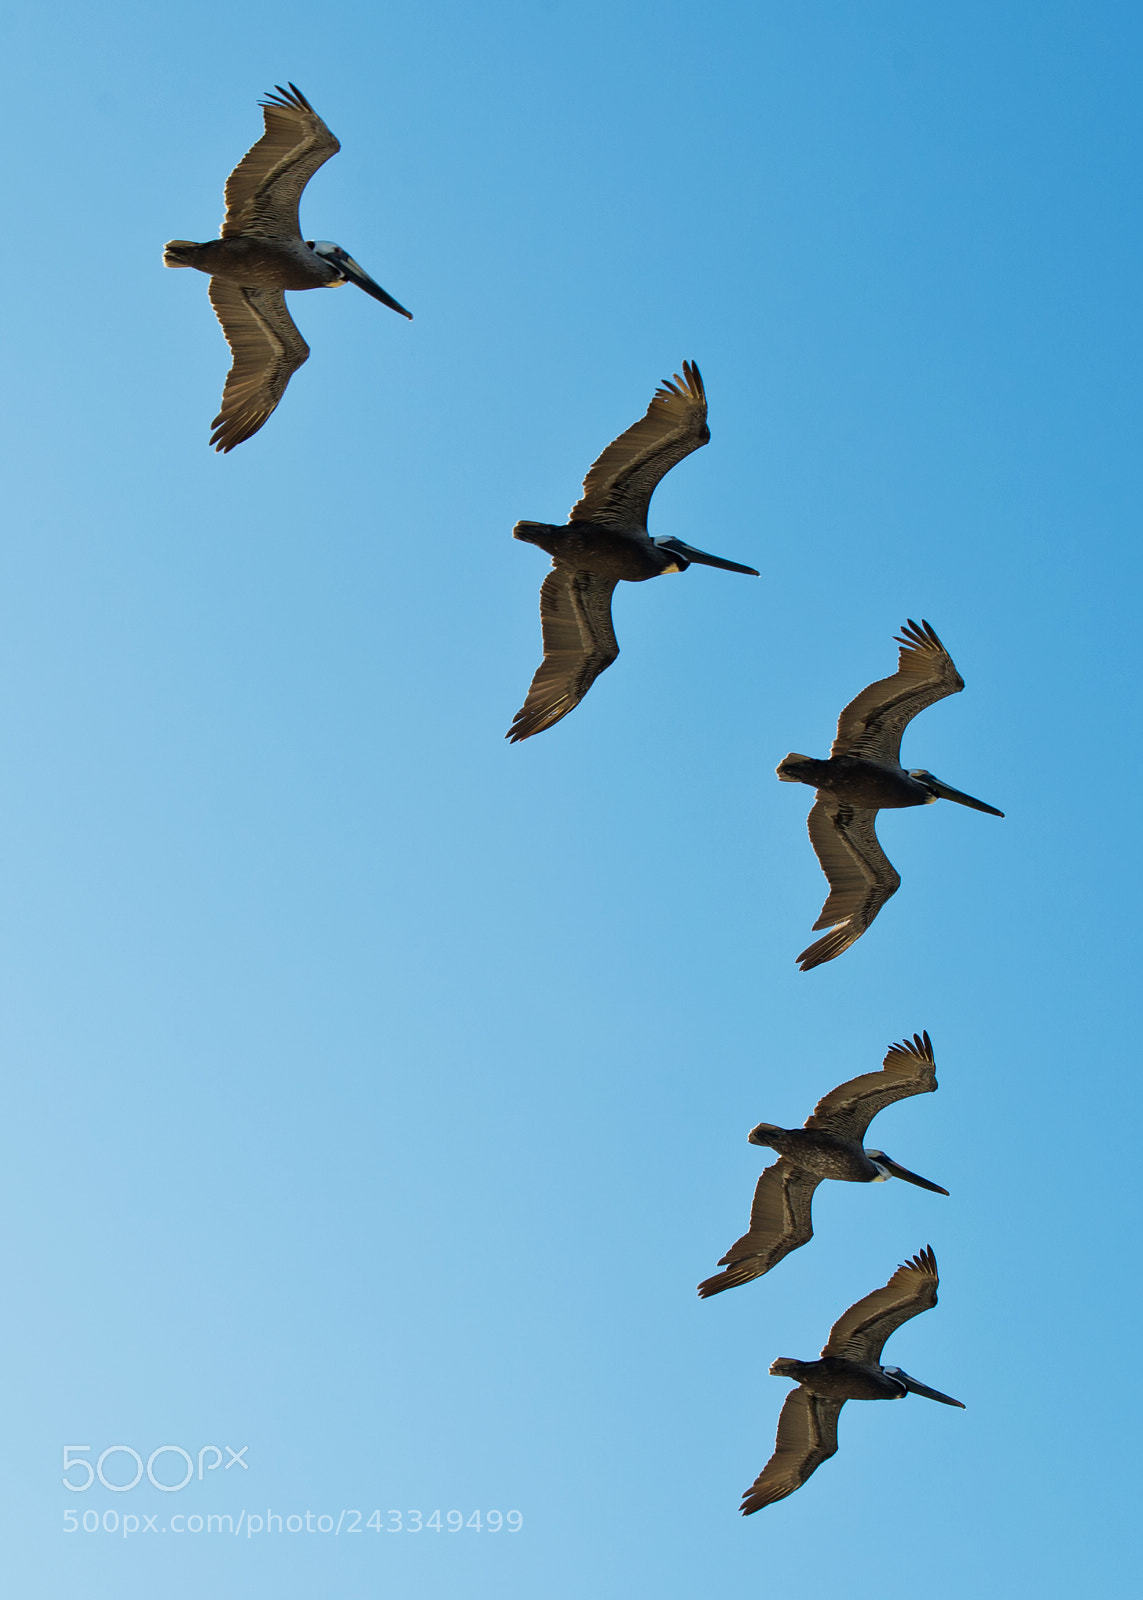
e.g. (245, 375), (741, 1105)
(164, 84), (412, 451)
(778, 619), (1003, 970)
(698, 1033), (945, 1298)
(506, 363), (758, 742)
(741, 1246), (963, 1513)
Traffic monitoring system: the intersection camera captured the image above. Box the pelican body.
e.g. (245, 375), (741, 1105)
(698, 1033), (946, 1298)
(768, 1355), (922, 1403)
(778, 619), (1003, 970)
(779, 753), (959, 812)
(507, 363), (758, 742)
(513, 519), (694, 584)
(741, 1247), (964, 1513)
(746, 1124), (943, 1187)
(167, 235), (345, 292)
(165, 85), (411, 452)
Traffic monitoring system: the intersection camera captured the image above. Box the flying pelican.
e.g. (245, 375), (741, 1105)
(164, 84), (412, 452)
(778, 619), (1003, 970)
(698, 1032), (946, 1298)
(506, 363), (758, 742)
(741, 1246), (964, 1513)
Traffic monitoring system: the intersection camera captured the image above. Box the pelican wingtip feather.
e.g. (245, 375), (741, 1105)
(906, 1244), (938, 1278)
(796, 924), (863, 971)
(893, 616), (965, 689)
(896, 616), (941, 649)
(884, 1029), (935, 1068)
(654, 359), (705, 407)
(259, 82), (317, 115)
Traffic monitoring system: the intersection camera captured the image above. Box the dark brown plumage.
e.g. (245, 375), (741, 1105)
(164, 85), (411, 452)
(206, 279), (311, 454)
(568, 361), (712, 530)
(741, 1247), (963, 1513)
(777, 620), (1002, 969)
(507, 364), (758, 742)
(220, 85), (342, 242)
(698, 1033), (944, 1297)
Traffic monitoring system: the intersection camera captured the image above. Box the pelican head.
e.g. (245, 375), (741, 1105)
(882, 1365), (966, 1408)
(865, 1150), (949, 1195)
(306, 242), (413, 318)
(654, 536), (760, 577)
(908, 770), (1004, 817)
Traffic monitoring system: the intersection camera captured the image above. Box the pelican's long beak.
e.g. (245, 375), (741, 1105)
(898, 1370), (965, 1408)
(926, 777), (1004, 817)
(876, 1156), (949, 1195)
(656, 537), (759, 576)
(337, 254), (413, 319)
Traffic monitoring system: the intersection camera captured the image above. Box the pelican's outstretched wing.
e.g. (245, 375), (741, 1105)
(569, 362), (709, 529)
(796, 798), (901, 970)
(804, 1032), (937, 1144)
(207, 280), (310, 452)
(697, 1160), (820, 1297)
(831, 620), (965, 766)
(822, 1246), (940, 1365)
(221, 84), (340, 241)
(740, 1389), (843, 1514)
(507, 568), (619, 742)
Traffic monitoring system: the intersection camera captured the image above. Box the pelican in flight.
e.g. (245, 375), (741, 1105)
(741, 1246), (963, 1513)
(778, 619), (1003, 970)
(506, 363), (758, 742)
(164, 84), (412, 451)
(698, 1033), (946, 1298)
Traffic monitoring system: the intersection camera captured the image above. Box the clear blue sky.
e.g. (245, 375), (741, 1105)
(2, 2), (1140, 1595)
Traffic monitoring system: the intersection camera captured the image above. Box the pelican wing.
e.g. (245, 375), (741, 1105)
(822, 1246), (940, 1364)
(740, 1389), (843, 1514)
(568, 362), (709, 529)
(207, 280), (310, 452)
(697, 1160), (820, 1297)
(830, 619), (965, 765)
(221, 84), (340, 241)
(804, 1032), (937, 1144)
(506, 568), (620, 742)
(796, 799), (901, 970)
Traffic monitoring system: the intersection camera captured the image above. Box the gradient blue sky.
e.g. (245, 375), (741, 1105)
(2, 2), (1141, 1595)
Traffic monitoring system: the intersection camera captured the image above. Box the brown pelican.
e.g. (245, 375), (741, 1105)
(741, 1246), (963, 1513)
(778, 619), (1003, 970)
(506, 363), (758, 742)
(164, 85), (412, 451)
(698, 1033), (945, 1298)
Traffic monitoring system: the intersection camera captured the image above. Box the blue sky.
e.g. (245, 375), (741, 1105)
(2, 2), (1141, 1595)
